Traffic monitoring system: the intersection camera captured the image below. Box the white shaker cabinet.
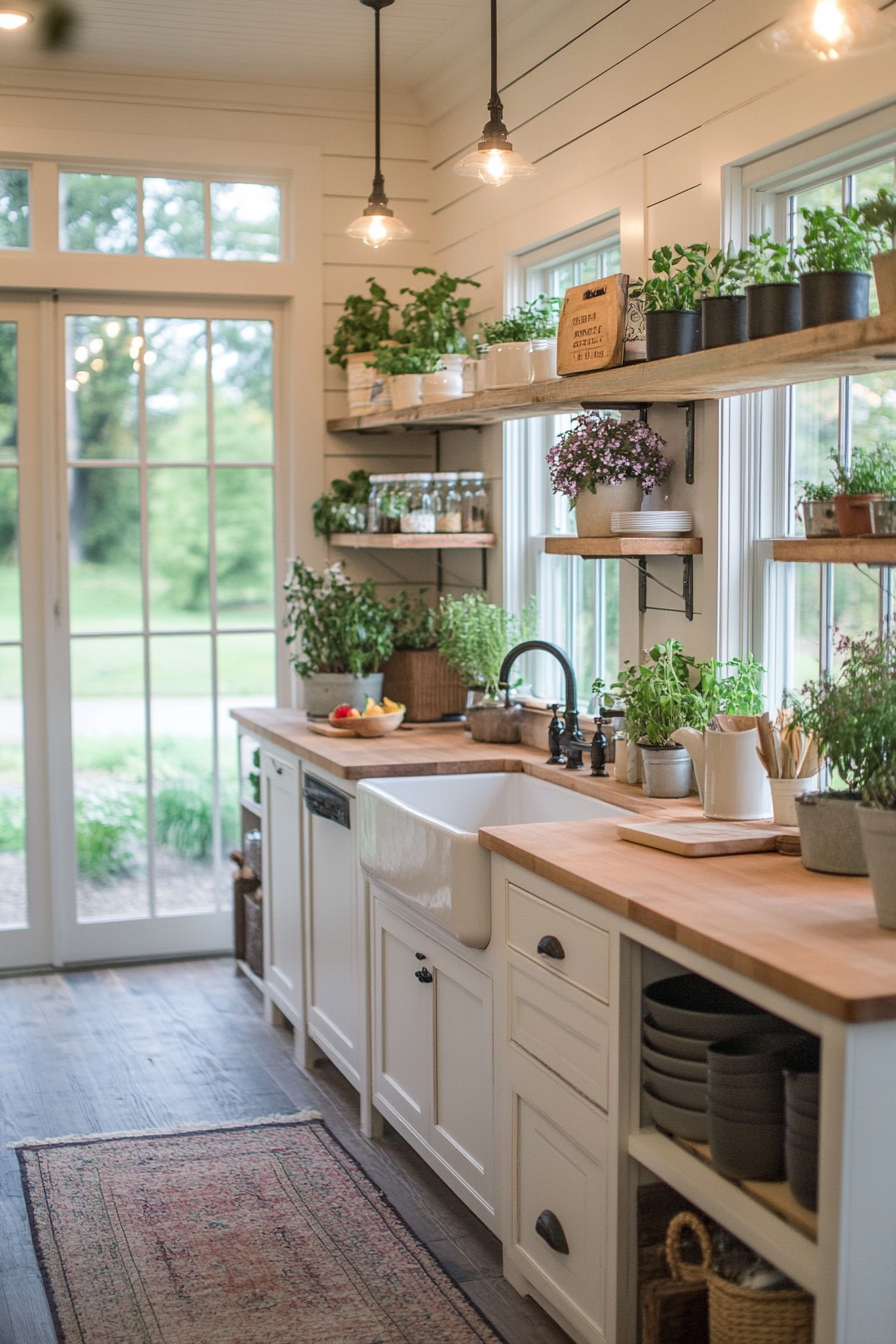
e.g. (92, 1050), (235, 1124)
(260, 746), (303, 1030)
(371, 892), (496, 1231)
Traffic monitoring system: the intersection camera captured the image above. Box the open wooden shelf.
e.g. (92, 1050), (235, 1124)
(629, 1127), (818, 1294)
(771, 536), (896, 564)
(327, 312), (896, 433)
(329, 531), (495, 549)
(544, 536), (702, 557)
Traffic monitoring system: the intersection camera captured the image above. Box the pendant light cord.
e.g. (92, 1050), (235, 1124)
(485, 0), (506, 132)
(374, 4), (383, 193)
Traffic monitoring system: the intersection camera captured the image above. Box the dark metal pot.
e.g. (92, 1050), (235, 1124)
(645, 310), (700, 361)
(701, 295), (747, 349)
(746, 283), (801, 339)
(799, 271), (870, 328)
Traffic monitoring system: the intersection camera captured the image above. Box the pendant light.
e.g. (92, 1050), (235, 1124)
(453, 0), (536, 187)
(760, 0), (896, 60)
(346, 0), (411, 249)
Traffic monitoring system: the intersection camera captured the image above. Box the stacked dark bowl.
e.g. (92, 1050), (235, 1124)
(706, 1034), (810, 1181)
(642, 974), (784, 1144)
(784, 1039), (821, 1211)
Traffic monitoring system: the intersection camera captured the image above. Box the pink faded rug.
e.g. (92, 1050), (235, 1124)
(15, 1114), (506, 1344)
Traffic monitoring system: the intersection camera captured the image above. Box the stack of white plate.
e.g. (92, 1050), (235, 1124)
(610, 511), (693, 536)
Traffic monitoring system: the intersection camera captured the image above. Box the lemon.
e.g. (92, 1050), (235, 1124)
(383, 697), (405, 714)
(363, 697), (385, 717)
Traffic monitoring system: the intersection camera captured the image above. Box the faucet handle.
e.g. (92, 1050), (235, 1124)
(546, 704), (566, 765)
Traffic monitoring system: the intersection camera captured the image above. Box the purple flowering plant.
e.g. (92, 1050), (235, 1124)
(546, 413), (672, 504)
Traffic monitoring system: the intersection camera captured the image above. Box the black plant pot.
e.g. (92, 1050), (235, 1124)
(799, 271), (871, 328)
(645, 310), (700, 361)
(746, 283), (801, 339)
(701, 296), (747, 350)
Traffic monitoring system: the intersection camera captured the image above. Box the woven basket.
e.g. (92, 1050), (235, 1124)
(665, 1211), (814, 1344)
(243, 890), (264, 979)
(381, 649), (466, 722)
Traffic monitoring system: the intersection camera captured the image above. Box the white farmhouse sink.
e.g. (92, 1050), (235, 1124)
(358, 772), (628, 949)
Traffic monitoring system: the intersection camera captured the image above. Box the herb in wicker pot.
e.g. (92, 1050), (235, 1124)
(546, 414), (672, 538)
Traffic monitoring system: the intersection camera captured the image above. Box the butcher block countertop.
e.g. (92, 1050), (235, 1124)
(479, 818), (892, 1024)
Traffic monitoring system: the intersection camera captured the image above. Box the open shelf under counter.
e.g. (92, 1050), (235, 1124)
(329, 531), (495, 550)
(628, 1127), (818, 1294)
(327, 312), (896, 433)
(544, 536), (703, 558)
(771, 535), (896, 564)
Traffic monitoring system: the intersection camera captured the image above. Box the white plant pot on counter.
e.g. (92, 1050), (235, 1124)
(483, 341), (532, 389)
(421, 368), (465, 403)
(575, 479), (643, 537)
(769, 775), (819, 827)
(346, 351), (391, 413)
(858, 805), (896, 927)
(387, 374), (422, 411)
(530, 338), (559, 382)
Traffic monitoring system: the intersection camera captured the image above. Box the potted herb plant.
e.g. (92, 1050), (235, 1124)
(828, 443), (896, 536)
(858, 187), (896, 315)
(546, 413), (672, 538)
(860, 763), (896, 928)
(795, 478), (838, 538)
(283, 559), (395, 718)
(326, 277), (398, 414)
(797, 205), (873, 327)
(629, 245), (706, 360)
(311, 470), (370, 539)
(394, 268), (481, 376)
(611, 640), (704, 797)
(694, 244), (748, 349)
(792, 630), (896, 875)
(381, 589), (466, 722)
(437, 593), (537, 742)
(477, 310), (533, 389)
(370, 345), (448, 410)
(521, 295), (563, 381)
(738, 230), (801, 338)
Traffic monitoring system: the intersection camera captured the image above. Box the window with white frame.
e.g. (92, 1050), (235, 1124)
(505, 227), (622, 707)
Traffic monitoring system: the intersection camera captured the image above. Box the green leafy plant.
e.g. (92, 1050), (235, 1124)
(390, 588), (438, 650)
(737, 230), (799, 286)
(607, 641), (765, 746)
(828, 443), (896, 496)
(438, 593), (537, 698)
(629, 244), (710, 312)
(519, 294), (563, 339)
(692, 243), (746, 298)
(796, 478), (835, 502)
(393, 268), (480, 353)
(311, 469), (370, 540)
(863, 761), (896, 809)
(798, 205), (873, 273)
(326, 278), (398, 368)
(283, 559), (395, 678)
(793, 631), (896, 794)
(369, 345), (444, 376)
(696, 653), (764, 721)
(858, 188), (896, 251)
(75, 790), (144, 882)
(477, 313), (532, 344)
(155, 787), (213, 861)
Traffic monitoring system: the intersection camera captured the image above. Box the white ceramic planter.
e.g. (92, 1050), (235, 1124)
(530, 338), (559, 382)
(387, 373), (422, 411)
(769, 774), (819, 827)
(421, 368), (464, 403)
(346, 351), (391, 412)
(303, 672), (384, 720)
(858, 805), (896, 928)
(872, 250), (896, 317)
(484, 341), (532, 389)
(575, 479), (643, 537)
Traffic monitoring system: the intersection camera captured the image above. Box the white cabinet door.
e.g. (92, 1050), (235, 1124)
(303, 772), (361, 1088)
(373, 899), (431, 1138)
(261, 748), (303, 1028)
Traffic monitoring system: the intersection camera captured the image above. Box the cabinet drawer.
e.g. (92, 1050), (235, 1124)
(509, 963), (609, 1109)
(507, 883), (610, 1003)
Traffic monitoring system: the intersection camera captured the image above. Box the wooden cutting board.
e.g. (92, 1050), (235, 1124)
(556, 274), (628, 375)
(617, 819), (794, 857)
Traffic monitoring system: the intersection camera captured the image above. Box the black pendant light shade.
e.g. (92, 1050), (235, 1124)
(346, 0), (411, 247)
(453, 0), (535, 185)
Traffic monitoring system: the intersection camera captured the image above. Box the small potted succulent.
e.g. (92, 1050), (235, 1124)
(546, 413), (672, 537)
(795, 478), (838, 537)
(738, 230), (801, 338)
(858, 187), (896, 316)
(437, 593), (537, 742)
(797, 205), (873, 327)
(326, 277), (398, 413)
(694, 244), (748, 349)
(828, 443), (896, 536)
(311, 469), (371, 539)
(283, 559), (395, 718)
(629, 245), (705, 359)
(381, 589), (466, 722)
(860, 761), (896, 929)
(370, 344), (451, 410)
(477, 310), (534, 389)
(791, 631), (896, 875)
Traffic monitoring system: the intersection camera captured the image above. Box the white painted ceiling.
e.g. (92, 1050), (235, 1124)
(0, 0), (546, 94)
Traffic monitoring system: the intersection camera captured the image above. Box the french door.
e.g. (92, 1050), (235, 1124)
(0, 296), (281, 969)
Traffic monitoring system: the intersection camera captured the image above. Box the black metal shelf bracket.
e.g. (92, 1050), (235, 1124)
(632, 554), (695, 622)
(581, 399), (697, 486)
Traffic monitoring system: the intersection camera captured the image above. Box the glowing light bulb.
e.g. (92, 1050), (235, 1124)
(345, 208), (412, 249)
(482, 149), (510, 186)
(760, 0), (896, 59)
(813, 0), (846, 43)
(453, 142), (537, 186)
(0, 11), (32, 29)
(104, 321), (121, 338)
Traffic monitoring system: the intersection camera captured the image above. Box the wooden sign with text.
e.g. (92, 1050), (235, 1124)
(557, 273), (628, 376)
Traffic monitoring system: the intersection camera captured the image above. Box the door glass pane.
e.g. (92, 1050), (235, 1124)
(60, 173), (139, 254)
(150, 635), (215, 916)
(68, 468), (142, 634)
(216, 468), (274, 627)
(65, 317), (139, 460)
(143, 179), (205, 258)
(0, 470), (19, 642)
(211, 319), (273, 461)
(0, 169), (29, 250)
(218, 631), (275, 869)
(71, 636), (148, 921)
(148, 468), (209, 629)
(210, 183), (280, 261)
(0, 320), (18, 461)
(145, 318), (208, 460)
(0, 646), (25, 930)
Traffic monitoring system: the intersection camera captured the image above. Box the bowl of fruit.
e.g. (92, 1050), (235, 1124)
(329, 697), (406, 737)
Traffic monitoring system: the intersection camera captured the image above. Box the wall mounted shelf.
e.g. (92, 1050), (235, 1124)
(771, 536), (896, 564)
(329, 532), (495, 550)
(544, 536), (702, 558)
(327, 313), (896, 434)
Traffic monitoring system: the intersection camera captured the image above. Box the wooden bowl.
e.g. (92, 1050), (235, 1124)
(328, 709), (405, 737)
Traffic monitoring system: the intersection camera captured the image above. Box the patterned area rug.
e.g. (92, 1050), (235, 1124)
(15, 1114), (506, 1344)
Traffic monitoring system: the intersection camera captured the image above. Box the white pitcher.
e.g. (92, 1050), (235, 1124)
(670, 726), (773, 821)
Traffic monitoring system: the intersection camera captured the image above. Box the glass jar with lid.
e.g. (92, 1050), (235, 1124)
(379, 475), (409, 533)
(460, 471), (489, 533)
(366, 474), (383, 533)
(433, 472), (462, 533)
(400, 474), (436, 534)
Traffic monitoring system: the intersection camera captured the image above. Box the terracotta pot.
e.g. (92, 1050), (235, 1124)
(574, 479), (643, 536)
(872, 250), (896, 316)
(834, 492), (885, 537)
